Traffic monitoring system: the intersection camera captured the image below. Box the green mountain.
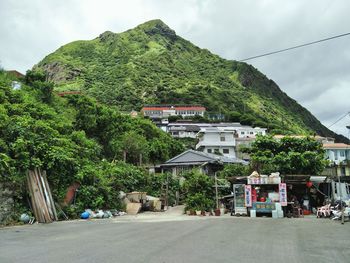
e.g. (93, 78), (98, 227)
(35, 19), (347, 142)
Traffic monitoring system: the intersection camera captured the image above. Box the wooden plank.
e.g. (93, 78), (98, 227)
(37, 169), (53, 223)
(39, 170), (54, 220)
(27, 171), (40, 222)
(30, 170), (45, 223)
(33, 168), (52, 223)
(29, 170), (44, 223)
(43, 170), (58, 221)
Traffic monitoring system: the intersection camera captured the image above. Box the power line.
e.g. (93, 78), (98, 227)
(327, 111), (350, 129)
(239, 32), (350, 62)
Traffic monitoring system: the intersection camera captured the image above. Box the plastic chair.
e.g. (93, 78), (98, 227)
(316, 204), (331, 218)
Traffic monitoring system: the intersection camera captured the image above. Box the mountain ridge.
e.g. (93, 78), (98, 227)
(34, 19), (348, 143)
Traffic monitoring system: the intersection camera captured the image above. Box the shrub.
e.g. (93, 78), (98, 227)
(182, 170), (215, 211)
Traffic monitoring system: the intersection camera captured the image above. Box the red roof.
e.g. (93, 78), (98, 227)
(142, 106), (205, 111)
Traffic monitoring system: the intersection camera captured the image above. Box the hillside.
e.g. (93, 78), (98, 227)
(35, 19), (347, 142)
(0, 69), (184, 223)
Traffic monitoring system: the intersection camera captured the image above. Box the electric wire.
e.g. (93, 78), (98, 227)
(327, 111), (350, 129)
(239, 32), (350, 62)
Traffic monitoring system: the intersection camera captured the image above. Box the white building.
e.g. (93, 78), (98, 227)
(167, 122), (266, 139)
(141, 105), (206, 119)
(234, 126), (267, 138)
(323, 143), (350, 177)
(194, 124), (267, 158)
(167, 123), (201, 138)
(324, 143), (350, 165)
(196, 127), (237, 157)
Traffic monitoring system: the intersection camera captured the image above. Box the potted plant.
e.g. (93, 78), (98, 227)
(185, 193), (214, 216)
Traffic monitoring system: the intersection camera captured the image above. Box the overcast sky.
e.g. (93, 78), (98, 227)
(1, 0), (349, 137)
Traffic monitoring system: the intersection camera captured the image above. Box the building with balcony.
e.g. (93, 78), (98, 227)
(323, 143), (350, 176)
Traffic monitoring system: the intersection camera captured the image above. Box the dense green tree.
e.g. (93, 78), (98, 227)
(25, 69), (54, 103)
(219, 164), (250, 178)
(0, 69), (184, 222)
(182, 170), (215, 211)
(149, 139), (169, 165)
(244, 135), (327, 175)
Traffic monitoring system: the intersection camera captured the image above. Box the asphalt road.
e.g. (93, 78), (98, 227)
(0, 216), (349, 263)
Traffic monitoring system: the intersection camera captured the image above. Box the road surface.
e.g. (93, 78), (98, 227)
(0, 213), (349, 263)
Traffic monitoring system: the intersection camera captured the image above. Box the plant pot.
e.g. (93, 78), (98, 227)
(190, 210), (196, 216)
(196, 210), (201, 216)
(214, 209), (221, 216)
(201, 211), (206, 216)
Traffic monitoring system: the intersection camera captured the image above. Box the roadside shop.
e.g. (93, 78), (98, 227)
(230, 172), (332, 218)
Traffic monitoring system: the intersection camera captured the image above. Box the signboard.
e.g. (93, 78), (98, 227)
(252, 202), (276, 212)
(279, 183), (287, 206)
(244, 185), (252, 207)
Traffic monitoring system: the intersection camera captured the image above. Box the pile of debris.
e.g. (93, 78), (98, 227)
(124, 192), (162, 214)
(81, 209), (126, 219)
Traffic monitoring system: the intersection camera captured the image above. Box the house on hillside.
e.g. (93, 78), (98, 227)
(6, 70), (25, 79)
(160, 149), (247, 176)
(196, 127), (237, 157)
(167, 123), (201, 138)
(323, 143), (350, 176)
(195, 124), (266, 159)
(141, 105), (206, 119)
(166, 122), (266, 139)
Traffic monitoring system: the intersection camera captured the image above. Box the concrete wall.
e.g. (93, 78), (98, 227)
(0, 183), (14, 224)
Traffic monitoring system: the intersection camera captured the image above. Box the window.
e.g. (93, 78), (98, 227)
(340, 151), (345, 157)
(214, 149), (220, 154)
(241, 131), (245, 135)
(207, 149), (212, 153)
(220, 136), (226, 141)
(250, 132), (254, 135)
(223, 149), (229, 154)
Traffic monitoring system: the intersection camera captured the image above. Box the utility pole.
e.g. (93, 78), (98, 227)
(341, 124), (350, 224)
(166, 173), (169, 210)
(336, 166), (344, 224)
(215, 172), (219, 209)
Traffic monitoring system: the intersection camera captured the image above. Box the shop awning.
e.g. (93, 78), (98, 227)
(310, 176), (327, 183)
(282, 174), (310, 183)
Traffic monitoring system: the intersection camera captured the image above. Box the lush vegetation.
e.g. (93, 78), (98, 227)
(0, 69), (184, 223)
(219, 164), (251, 179)
(36, 19), (347, 142)
(182, 170), (215, 211)
(243, 135), (327, 175)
